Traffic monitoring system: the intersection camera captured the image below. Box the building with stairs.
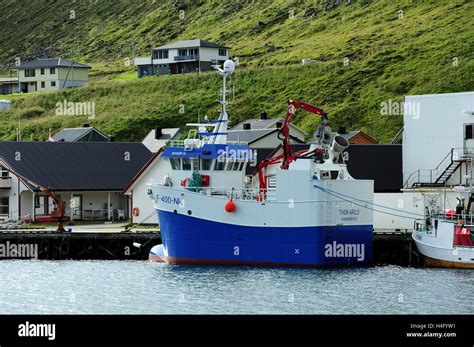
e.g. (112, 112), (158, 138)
(403, 91), (474, 189)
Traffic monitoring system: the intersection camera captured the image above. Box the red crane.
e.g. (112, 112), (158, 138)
(1, 165), (66, 232)
(257, 100), (328, 191)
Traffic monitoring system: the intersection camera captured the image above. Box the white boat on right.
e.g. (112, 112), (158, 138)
(413, 188), (474, 269)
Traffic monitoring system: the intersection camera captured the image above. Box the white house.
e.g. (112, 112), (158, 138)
(17, 58), (90, 93)
(403, 91), (474, 188)
(134, 39), (230, 78)
(228, 113), (307, 148)
(0, 142), (152, 223)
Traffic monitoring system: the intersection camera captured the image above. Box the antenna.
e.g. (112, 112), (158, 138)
(211, 60), (235, 145)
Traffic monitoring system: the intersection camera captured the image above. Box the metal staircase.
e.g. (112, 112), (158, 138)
(405, 148), (471, 188)
(433, 160), (462, 185)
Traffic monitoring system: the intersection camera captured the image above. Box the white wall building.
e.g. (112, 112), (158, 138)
(403, 91), (474, 188)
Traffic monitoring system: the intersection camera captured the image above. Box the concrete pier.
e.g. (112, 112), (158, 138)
(0, 228), (421, 265)
(0, 229), (161, 260)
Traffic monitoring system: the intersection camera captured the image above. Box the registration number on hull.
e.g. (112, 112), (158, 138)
(156, 195), (184, 207)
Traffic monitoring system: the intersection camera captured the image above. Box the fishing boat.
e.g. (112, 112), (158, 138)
(148, 59), (374, 266)
(412, 186), (474, 269)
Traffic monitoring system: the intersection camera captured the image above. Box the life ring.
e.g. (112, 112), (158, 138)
(132, 207), (140, 217)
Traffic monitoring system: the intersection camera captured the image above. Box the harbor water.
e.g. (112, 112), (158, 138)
(0, 261), (472, 314)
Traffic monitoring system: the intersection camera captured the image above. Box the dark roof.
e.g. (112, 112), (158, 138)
(18, 58), (90, 69)
(52, 127), (109, 142)
(154, 39), (229, 50)
(0, 142), (152, 191)
(231, 118), (282, 131)
(253, 144), (402, 192)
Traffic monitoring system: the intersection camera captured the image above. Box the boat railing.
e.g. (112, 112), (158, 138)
(168, 140), (247, 148)
(196, 187), (277, 202)
(169, 140), (185, 147)
(415, 212), (474, 236)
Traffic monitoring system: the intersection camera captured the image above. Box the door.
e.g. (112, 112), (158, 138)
(170, 63), (177, 74)
(71, 195), (82, 220)
(464, 124), (474, 155)
(138, 66), (149, 78)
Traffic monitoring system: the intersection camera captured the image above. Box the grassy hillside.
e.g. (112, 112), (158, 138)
(0, 0), (472, 143)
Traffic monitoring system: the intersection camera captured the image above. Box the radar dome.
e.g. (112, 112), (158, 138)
(223, 60), (235, 74)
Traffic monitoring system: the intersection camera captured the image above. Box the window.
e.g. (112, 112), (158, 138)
(1, 168), (8, 178)
(465, 124), (473, 140)
(214, 160), (226, 171)
(0, 197), (8, 215)
(170, 158), (181, 170)
(192, 158), (200, 171)
(189, 48), (198, 56)
(218, 48), (227, 56)
(24, 69), (35, 77)
(182, 158), (191, 171)
(201, 159), (212, 170)
(50, 68), (56, 74)
(153, 50), (169, 59)
(51, 81), (56, 87)
(226, 161), (234, 171)
(178, 49), (187, 57)
(41, 81), (45, 88)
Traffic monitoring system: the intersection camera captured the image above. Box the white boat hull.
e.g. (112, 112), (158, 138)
(412, 220), (474, 269)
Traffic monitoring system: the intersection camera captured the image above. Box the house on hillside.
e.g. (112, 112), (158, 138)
(228, 113), (307, 148)
(17, 58), (90, 93)
(134, 39), (230, 78)
(0, 142), (152, 222)
(52, 124), (110, 142)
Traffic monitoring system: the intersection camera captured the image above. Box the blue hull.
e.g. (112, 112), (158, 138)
(156, 210), (373, 266)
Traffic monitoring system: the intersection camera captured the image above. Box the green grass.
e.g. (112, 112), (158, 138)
(115, 70), (138, 81)
(0, 0), (472, 143)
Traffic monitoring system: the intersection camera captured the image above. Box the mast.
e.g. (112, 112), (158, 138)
(211, 60), (234, 144)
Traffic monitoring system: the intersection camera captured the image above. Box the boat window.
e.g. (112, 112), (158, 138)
(232, 160), (240, 171)
(238, 162), (245, 171)
(170, 158), (181, 170)
(182, 158), (192, 171)
(226, 160), (237, 171)
(192, 158), (200, 171)
(201, 159), (212, 170)
(214, 159), (226, 171)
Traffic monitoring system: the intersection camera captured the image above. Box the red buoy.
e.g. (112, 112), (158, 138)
(225, 200), (236, 213)
(446, 209), (455, 220)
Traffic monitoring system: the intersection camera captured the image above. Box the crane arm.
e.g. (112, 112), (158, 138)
(0, 163), (66, 231)
(257, 100), (329, 192)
